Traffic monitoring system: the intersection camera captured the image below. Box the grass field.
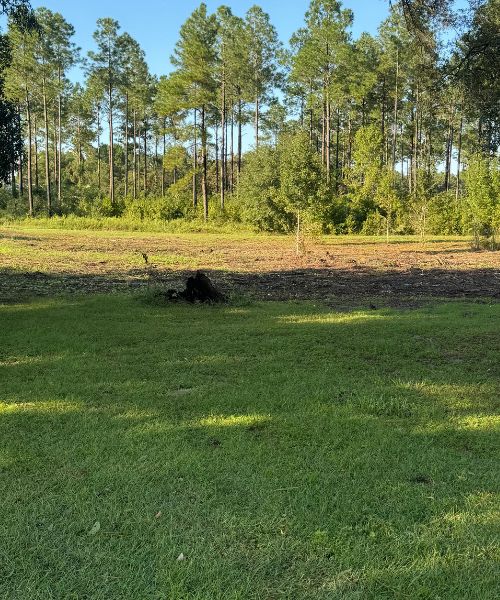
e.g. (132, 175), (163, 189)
(1, 295), (499, 599)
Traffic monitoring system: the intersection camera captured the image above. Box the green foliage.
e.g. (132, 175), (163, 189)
(171, 3), (218, 109)
(279, 131), (322, 214)
(426, 190), (463, 235)
(238, 145), (291, 232)
(1, 0), (499, 237)
(463, 154), (499, 248)
(374, 168), (400, 239)
(361, 210), (387, 235)
(163, 145), (188, 174)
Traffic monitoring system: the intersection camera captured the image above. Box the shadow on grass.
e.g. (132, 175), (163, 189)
(0, 296), (499, 598)
(1, 263), (499, 304)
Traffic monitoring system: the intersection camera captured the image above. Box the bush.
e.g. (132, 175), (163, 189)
(462, 154), (498, 248)
(238, 146), (293, 232)
(361, 211), (386, 235)
(427, 191), (463, 235)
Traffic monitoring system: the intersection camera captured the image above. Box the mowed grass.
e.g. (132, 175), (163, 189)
(1, 295), (499, 599)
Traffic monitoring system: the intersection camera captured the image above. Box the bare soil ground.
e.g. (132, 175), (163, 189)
(1, 227), (499, 304)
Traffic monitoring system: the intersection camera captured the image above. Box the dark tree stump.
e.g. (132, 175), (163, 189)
(178, 271), (226, 303)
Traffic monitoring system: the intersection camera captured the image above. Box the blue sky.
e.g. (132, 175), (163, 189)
(7, 0), (391, 79)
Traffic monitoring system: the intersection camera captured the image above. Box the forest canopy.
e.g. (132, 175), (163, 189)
(0, 0), (498, 244)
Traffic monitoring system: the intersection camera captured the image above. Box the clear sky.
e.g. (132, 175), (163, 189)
(5, 0), (391, 79)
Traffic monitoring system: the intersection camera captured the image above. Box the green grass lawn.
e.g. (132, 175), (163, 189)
(1, 295), (499, 599)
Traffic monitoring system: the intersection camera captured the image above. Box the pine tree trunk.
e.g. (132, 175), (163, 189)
(381, 78), (386, 166)
(391, 49), (399, 169)
(76, 117), (82, 183)
(326, 100), (331, 182)
(57, 68), (62, 206)
(400, 124), (404, 179)
(426, 122), (432, 176)
(230, 105), (234, 191)
(347, 114), (352, 171)
(308, 80), (313, 144)
(237, 98), (242, 174)
(154, 133), (159, 192)
(162, 119), (166, 197)
(143, 116), (147, 196)
(96, 108), (101, 193)
(444, 110), (454, 192)
(224, 113), (228, 190)
(34, 114), (39, 189)
(201, 105), (208, 220)
(456, 115), (463, 201)
(133, 109), (137, 199)
(42, 79), (51, 215)
(17, 107), (23, 197)
(413, 84), (419, 194)
(193, 108), (197, 209)
(53, 113), (57, 189)
(321, 97), (326, 167)
(108, 82), (114, 205)
(124, 92), (128, 197)
(221, 72), (225, 210)
(215, 121), (219, 193)
(25, 88), (33, 215)
(254, 95), (259, 149)
(335, 109), (340, 187)
(11, 162), (16, 198)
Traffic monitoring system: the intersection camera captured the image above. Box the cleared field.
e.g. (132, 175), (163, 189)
(1, 226), (499, 302)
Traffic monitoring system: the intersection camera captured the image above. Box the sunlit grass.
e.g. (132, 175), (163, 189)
(0, 295), (498, 599)
(0, 400), (82, 415)
(196, 414), (270, 428)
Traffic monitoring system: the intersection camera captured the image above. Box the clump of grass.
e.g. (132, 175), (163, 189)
(0, 214), (253, 234)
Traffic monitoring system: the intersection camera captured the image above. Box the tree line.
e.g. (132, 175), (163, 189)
(0, 0), (498, 245)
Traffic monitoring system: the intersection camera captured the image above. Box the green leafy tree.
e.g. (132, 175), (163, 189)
(0, 34), (23, 192)
(374, 168), (400, 241)
(463, 154), (499, 248)
(239, 145), (286, 231)
(279, 130), (322, 252)
(347, 124), (383, 228)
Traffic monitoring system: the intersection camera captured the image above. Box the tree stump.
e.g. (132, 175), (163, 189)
(166, 271), (226, 303)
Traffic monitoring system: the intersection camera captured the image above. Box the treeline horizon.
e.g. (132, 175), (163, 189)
(0, 0), (498, 244)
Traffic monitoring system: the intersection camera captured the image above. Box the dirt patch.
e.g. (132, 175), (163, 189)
(0, 228), (499, 303)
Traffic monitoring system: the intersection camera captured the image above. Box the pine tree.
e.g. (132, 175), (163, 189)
(4, 18), (36, 212)
(35, 8), (78, 208)
(171, 3), (217, 220)
(245, 5), (281, 149)
(88, 18), (123, 208)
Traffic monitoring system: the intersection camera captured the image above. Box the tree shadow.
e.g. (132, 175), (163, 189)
(1, 264), (499, 304)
